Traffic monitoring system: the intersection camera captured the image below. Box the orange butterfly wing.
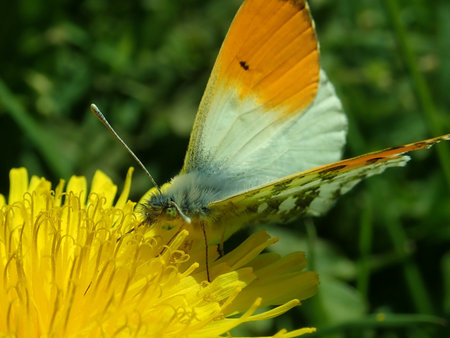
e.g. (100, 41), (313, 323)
(215, 0), (319, 114)
(182, 0), (332, 177)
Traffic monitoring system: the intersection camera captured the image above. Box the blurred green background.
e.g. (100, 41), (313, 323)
(0, 0), (449, 337)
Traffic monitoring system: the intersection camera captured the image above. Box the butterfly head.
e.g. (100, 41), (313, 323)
(137, 171), (234, 242)
(140, 185), (192, 229)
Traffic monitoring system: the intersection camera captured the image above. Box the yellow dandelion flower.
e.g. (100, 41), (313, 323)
(0, 168), (318, 337)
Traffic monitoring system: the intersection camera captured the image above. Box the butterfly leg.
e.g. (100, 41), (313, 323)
(200, 221), (211, 282)
(115, 219), (147, 243)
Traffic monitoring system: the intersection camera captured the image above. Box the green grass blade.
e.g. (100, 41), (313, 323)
(0, 79), (72, 178)
(383, 0), (450, 188)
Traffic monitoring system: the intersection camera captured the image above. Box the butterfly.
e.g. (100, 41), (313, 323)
(97, 0), (449, 249)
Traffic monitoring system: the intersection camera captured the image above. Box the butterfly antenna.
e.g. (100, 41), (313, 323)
(90, 103), (161, 193)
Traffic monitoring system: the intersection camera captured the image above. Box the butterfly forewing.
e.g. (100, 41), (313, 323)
(207, 134), (450, 236)
(181, 0), (347, 191)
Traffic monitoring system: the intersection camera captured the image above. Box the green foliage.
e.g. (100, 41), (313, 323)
(0, 0), (449, 336)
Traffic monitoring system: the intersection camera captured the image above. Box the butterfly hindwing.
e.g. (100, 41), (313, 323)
(208, 134), (450, 236)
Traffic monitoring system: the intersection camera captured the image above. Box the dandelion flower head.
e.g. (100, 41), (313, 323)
(0, 168), (318, 337)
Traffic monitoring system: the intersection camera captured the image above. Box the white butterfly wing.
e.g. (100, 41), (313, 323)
(226, 70), (347, 188)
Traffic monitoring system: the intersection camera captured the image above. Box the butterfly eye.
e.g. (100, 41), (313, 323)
(165, 206), (177, 218)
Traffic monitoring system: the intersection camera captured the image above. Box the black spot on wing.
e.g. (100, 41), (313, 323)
(412, 141), (429, 148)
(365, 157), (384, 165)
(317, 164), (349, 181)
(239, 60), (249, 71)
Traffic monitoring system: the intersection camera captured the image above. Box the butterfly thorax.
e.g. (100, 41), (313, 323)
(141, 170), (242, 241)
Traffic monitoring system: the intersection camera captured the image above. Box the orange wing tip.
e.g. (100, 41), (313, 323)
(300, 133), (450, 177)
(384, 133), (450, 155)
(216, 0), (320, 116)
